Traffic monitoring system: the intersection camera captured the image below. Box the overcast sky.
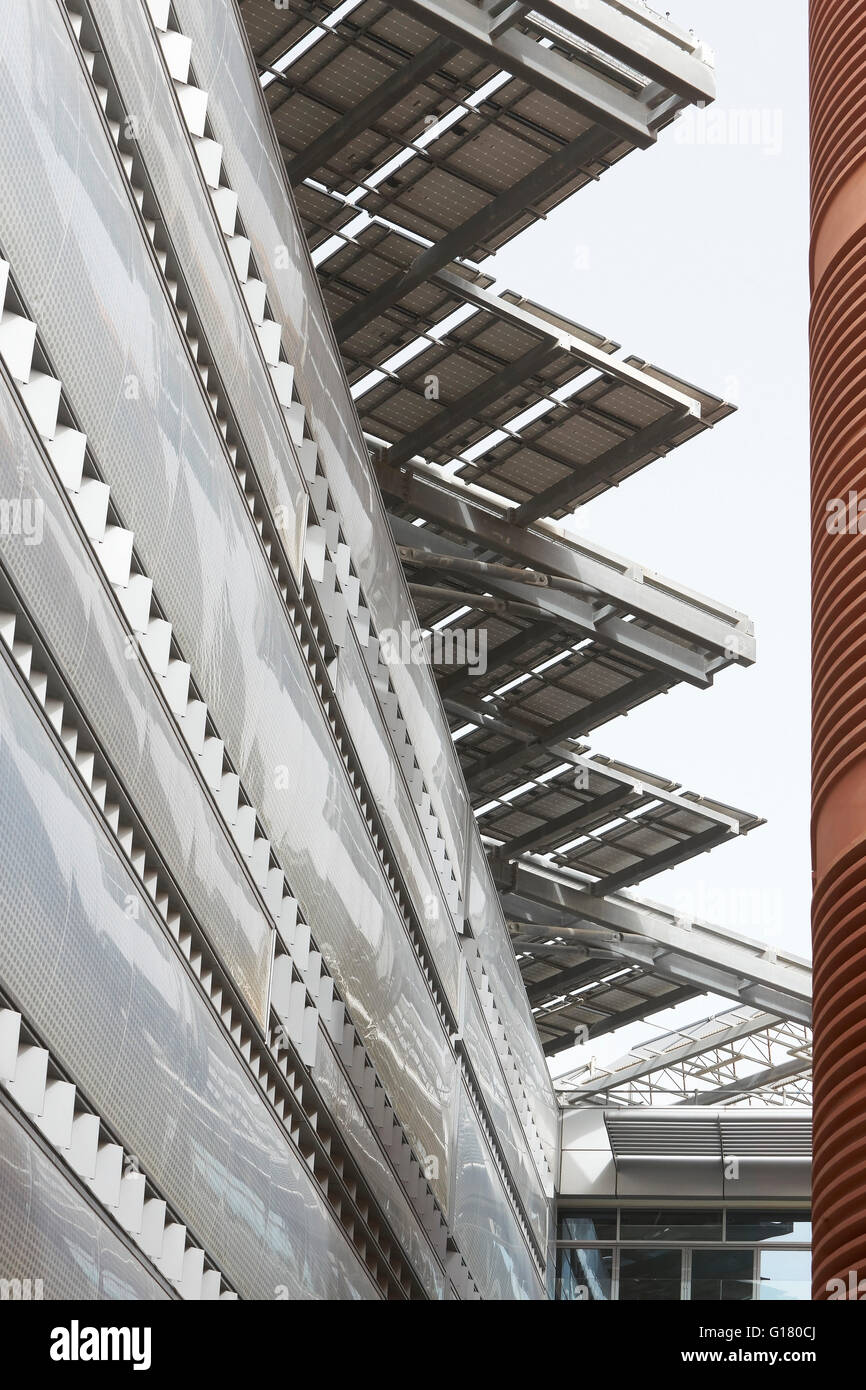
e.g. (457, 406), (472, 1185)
(482, 0), (810, 1074)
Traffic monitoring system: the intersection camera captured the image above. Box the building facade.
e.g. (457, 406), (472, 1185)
(556, 1106), (811, 1301)
(0, 0), (810, 1300)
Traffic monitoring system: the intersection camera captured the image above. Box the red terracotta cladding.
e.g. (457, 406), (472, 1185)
(811, 0), (866, 1300)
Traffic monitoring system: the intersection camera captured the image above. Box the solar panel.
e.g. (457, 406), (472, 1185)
(510, 928), (697, 1055)
(477, 755), (762, 893)
(305, 208), (733, 511)
(244, 0), (715, 355)
(254, 0), (673, 255)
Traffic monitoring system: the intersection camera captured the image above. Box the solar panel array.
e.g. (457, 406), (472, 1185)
(239, 0), (768, 1042)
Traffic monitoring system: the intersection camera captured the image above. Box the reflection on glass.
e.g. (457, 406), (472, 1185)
(558, 1210), (618, 1242)
(759, 1249), (811, 1300)
(619, 1248), (682, 1301)
(620, 1210), (723, 1243)
(691, 1248), (755, 1300)
(726, 1211), (811, 1244)
(557, 1248), (613, 1301)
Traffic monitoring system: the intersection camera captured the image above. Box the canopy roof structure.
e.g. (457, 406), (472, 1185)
(245, 0), (716, 277)
(308, 208), (733, 518)
(383, 475), (755, 818)
(387, 472), (751, 686)
(498, 859), (811, 1055)
(477, 751), (763, 895)
(237, 0), (811, 1109)
(555, 1006), (813, 1108)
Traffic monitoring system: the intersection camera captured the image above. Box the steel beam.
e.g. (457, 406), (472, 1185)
(690, 1059), (812, 1106)
(380, 470), (755, 660)
(409, 581), (551, 622)
(333, 125), (614, 343)
(485, 0), (529, 41)
(444, 695), (538, 742)
(526, 0), (717, 104)
(285, 36), (461, 185)
(510, 407), (690, 524)
(496, 859), (812, 1025)
(399, 545), (550, 586)
(386, 0), (660, 142)
(557, 1009), (784, 1098)
(381, 340), (563, 469)
(388, 512), (720, 685)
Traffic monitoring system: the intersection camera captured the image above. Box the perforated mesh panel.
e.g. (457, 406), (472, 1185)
(452, 1082), (545, 1300)
(0, 1101), (170, 1301)
(0, 654), (377, 1300)
(0, 382), (274, 1026)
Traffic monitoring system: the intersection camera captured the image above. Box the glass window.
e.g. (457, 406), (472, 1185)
(619, 1248), (682, 1301)
(726, 1211), (810, 1244)
(759, 1249), (811, 1300)
(691, 1249), (755, 1301)
(558, 1210), (618, 1242)
(557, 1248), (613, 1301)
(620, 1209), (723, 1243)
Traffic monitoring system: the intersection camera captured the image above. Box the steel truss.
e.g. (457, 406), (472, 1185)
(555, 1006), (813, 1108)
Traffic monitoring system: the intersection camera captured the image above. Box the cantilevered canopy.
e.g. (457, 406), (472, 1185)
(496, 857), (811, 1055)
(384, 475), (753, 797)
(308, 207), (733, 517)
(243, 0), (716, 302)
(239, 0), (777, 1069)
(477, 751), (763, 894)
(241, 1), (728, 532)
(511, 926), (702, 1054)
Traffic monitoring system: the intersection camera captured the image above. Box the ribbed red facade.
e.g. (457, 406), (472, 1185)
(811, 0), (866, 1300)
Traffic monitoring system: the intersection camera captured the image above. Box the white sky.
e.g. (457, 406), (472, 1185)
(480, 0), (810, 1076)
